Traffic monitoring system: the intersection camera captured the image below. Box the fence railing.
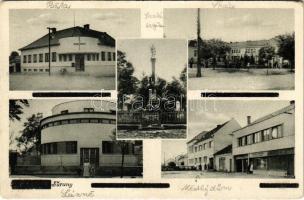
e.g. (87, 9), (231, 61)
(118, 111), (186, 125)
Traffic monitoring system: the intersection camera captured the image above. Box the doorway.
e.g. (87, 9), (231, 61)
(80, 148), (99, 167)
(75, 54), (85, 71)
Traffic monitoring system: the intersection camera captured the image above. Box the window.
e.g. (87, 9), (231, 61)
(52, 52), (56, 62)
(33, 54), (37, 63)
(61, 120), (68, 125)
(204, 156), (207, 163)
(107, 52), (112, 61)
(102, 141), (114, 153)
(63, 54), (67, 62)
(194, 50), (197, 57)
(92, 54), (95, 61)
(66, 141), (77, 154)
(253, 132), (261, 143)
(69, 119), (80, 124)
(34, 69), (37, 72)
(247, 134), (253, 145)
(45, 69), (49, 72)
(90, 119), (99, 123)
(209, 141), (213, 148)
(199, 157), (202, 164)
(112, 52), (116, 60)
(23, 55), (27, 63)
(45, 53), (49, 62)
(101, 51), (105, 61)
(28, 55), (32, 63)
(54, 121), (61, 126)
(61, 110), (68, 114)
(242, 137), (247, 146)
(199, 145), (202, 151)
(194, 146), (197, 152)
(87, 54), (91, 61)
(59, 55), (62, 61)
(39, 69), (43, 72)
(68, 54), (72, 61)
(39, 54), (43, 62)
(195, 158), (197, 164)
(203, 143), (206, 150)
(24, 69), (27, 72)
(28, 69), (32, 72)
(84, 108), (94, 112)
(238, 138), (243, 147)
(80, 119), (89, 123)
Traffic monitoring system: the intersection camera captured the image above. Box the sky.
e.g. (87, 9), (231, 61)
(9, 9), (140, 52)
(118, 39), (187, 81)
(161, 100), (291, 163)
(164, 8), (294, 42)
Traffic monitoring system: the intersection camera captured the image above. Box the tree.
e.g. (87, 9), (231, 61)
(111, 129), (133, 178)
(9, 51), (19, 63)
(168, 161), (176, 168)
(276, 33), (295, 69)
(117, 51), (138, 109)
(258, 45), (275, 67)
(9, 100), (29, 121)
(16, 113), (43, 155)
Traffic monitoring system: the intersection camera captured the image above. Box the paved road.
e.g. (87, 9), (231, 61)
(162, 170), (286, 178)
(10, 73), (115, 90)
(188, 68), (294, 90)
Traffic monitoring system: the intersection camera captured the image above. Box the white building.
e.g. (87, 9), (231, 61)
(20, 24), (115, 76)
(40, 100), (142, 176)
(232, 102), (295, 177)
(187, 118), (241, 170)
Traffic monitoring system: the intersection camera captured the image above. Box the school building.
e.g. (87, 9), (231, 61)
(19, 24), (115, 76)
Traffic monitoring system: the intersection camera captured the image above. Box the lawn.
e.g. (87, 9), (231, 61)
(10, 73), (115, 90)
(188, 68), (294, 90)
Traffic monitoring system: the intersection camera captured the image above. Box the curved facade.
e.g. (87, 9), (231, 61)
(40, 100), (141, 168)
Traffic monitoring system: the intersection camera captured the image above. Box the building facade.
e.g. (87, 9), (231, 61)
(232, 102), (295, 177)
(187, 118), (241, 170)
(19, 24), (115, 76)
(188, 38), (285, 68)
(40, 100), (142, 175)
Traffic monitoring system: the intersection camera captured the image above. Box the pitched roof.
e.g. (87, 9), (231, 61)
(233, 103), (295, 133)
(20, 26), (115, 51)
(229, 38), (278, 48)
(188, 120), (229, 145)
(214, 144), (232, 156)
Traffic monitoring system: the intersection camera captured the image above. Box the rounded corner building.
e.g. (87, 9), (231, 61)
(40, 100), (142, 176)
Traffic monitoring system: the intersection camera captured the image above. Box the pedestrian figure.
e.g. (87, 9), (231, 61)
(90, 164), (96, 177)
(83, 159), (90, 177)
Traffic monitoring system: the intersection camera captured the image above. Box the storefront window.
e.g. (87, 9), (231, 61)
(254, 158), (267, 170)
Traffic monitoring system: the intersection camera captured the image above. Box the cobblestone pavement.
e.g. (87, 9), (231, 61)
(117, 129), (186, 139)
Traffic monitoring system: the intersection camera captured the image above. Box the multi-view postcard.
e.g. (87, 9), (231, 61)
(1, 1), (303, 199)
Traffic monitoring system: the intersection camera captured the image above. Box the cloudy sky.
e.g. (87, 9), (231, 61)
(9, 9), (140, 52)
(118, 39), (187, 81)
(164, 8), (294, 42)
(161, 100), (291, 163)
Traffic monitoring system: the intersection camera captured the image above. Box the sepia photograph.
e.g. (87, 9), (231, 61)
(9, 99), (143, 178)
(117, 39), (187, 139)
(162, 100), (295, 178)
(164, 8), (295, 90)
(9, 9), (140, 90)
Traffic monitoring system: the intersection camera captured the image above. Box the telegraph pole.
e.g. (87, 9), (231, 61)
(47, 27), (51, 76)
(196, 8), (202, 77)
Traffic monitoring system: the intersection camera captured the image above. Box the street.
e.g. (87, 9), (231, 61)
(117, 129), (186, 139)
(10, 73), (115, 90)
(188, 68), (294, 90)
(162, 170), (287, 178)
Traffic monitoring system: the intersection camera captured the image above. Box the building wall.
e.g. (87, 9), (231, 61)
(52, 100), (115, 115)
(20, 36), (115, 76)
(214, 153), (233, 172)
(213, 118), (241, 153)
(232, 107), (295, 156)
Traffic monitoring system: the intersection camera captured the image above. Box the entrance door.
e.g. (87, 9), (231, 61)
(209, 157), (214, 169)
(219, 157), (225, 171)
(80, 148), (99, 167)
(75, 54), (85, 71)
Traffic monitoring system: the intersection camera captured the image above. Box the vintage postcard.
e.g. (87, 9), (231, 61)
(0, 1), (303, 199)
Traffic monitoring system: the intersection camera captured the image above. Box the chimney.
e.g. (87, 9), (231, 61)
(247, 116), (251, 125)
(83, 24), (90, 30)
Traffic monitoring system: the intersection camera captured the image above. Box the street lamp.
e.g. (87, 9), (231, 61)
(47, 27), (56, 76)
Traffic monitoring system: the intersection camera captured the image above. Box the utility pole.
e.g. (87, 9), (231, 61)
(47, 27), (56, 76)
(196, 8), (202, 77)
